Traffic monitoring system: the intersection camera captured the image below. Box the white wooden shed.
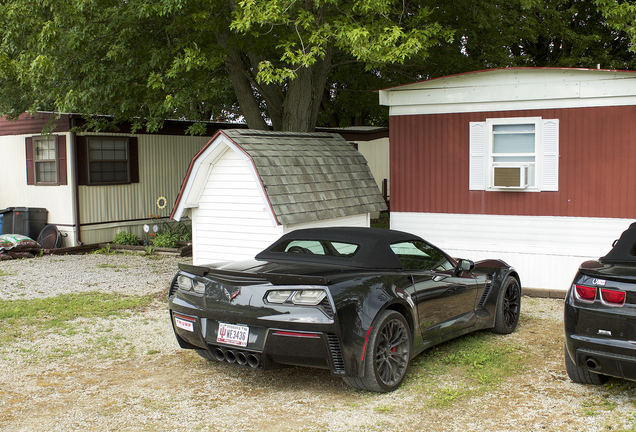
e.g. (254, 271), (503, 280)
(170, 129), (387, 265)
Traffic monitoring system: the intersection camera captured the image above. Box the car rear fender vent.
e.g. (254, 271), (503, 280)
(327, 334), (346, 374)
(320, 296), (335, 318)
(168, 277), (179, 298)
(478, 275), (495, 308)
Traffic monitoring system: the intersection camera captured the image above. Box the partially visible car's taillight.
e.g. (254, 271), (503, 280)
(575, 285), (596, 302)
(266, 290), (293, 303)
(291, 290), (327, 305)
(177, 274), (205, 294)
(266, 288), (327, 306)
(600, 288), (626, 307)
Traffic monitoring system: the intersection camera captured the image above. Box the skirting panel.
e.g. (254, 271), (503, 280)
(391, 212), (632, 291)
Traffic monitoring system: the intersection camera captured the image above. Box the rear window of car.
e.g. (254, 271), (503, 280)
(272, 239), (360, 257)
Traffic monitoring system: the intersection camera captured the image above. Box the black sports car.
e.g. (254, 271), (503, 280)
(169, 227), (521, 392)
(565, 222), (636, 385)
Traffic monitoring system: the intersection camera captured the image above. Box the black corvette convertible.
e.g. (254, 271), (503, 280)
(565, 222), (636, 385)
(169, 227), (521, 392)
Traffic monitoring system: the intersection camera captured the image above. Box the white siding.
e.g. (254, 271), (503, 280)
(0, 133), (75, 243)
(356, 137), (389, 195)
(379, 69), (636, 116)
(192, 151), (281, 264)
(391, 212), (630, 291)
(284, 213), (370, 233)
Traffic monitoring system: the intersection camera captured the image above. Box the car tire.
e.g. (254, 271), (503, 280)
(343, 310), (411, 393)
(492, 275), (521, 334)
(196, 348), (217, 362)
(564, 345), (608, 385)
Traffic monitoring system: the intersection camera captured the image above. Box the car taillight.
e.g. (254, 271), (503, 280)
(600, 288), (626, 306)
(575, 285), (596, 302)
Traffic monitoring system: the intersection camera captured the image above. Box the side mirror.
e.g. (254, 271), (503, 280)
(455, 259), (475, 275)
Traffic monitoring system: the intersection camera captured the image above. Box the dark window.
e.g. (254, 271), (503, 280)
(273, 239), (359, 257)
(25, 135), (67, 186)
(75, 136), (138, 186)
(390, 241), (453, 271)
(87, 137), (130, 184)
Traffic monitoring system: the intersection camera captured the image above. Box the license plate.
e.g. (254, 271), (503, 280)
(174, 316), (194, 332)
(217, 322), (249, 347)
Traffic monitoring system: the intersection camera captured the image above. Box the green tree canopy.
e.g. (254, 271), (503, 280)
(0, 0), (451, 132)
(1, 0), (634, 133)
(421, 0), (636, 77)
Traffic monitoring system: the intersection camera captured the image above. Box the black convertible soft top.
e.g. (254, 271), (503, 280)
(255, 227), (431, 270)
(600, 222), (636, 264)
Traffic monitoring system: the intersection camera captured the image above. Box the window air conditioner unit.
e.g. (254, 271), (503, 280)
(493, 165), (529, 189)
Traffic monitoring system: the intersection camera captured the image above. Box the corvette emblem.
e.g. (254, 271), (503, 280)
(223, 287), (241, 302)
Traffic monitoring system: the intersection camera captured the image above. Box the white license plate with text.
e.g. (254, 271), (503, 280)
(217, 322), (249, 347)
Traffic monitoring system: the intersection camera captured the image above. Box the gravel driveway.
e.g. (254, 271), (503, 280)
(1, 253), (635, 431)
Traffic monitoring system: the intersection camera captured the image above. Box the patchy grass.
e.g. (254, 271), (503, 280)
(96, 263), (129, 269)
(0, 292), (154, 345)
(0, 269), (15, 277)
(405, 331), (524, 406)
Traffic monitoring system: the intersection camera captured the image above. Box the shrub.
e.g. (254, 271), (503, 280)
(152, 222), (191, 248)
(152, 231), (177, 248)
(112, 231), (140, 246)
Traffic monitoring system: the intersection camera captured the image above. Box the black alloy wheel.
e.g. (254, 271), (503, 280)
(493, 276), (521, 334)
(343, 310), (412, 392)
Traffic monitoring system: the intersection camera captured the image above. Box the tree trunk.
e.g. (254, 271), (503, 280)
(280, 48), (332, 132)
(224, 48), (270, 130)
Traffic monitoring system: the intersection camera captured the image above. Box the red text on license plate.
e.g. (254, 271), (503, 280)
(217, 322), (249, 347)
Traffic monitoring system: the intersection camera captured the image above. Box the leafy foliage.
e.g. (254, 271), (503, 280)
(152, 222), (191, 248)
(112, 231), (140, 246)
(0, 0), (451, 132)
(597, 0), (636, 55)
(422, 0), (636, 76)
(0, 0), (633, 133)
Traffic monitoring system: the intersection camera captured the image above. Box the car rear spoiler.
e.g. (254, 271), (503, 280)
(178, 263), (331, 286)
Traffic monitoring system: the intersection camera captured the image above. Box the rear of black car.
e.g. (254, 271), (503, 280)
(168, 262), (349, 375)
(564, 260), (636, 384)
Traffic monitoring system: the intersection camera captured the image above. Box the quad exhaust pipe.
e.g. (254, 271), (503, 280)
(210, 346), (261, 369)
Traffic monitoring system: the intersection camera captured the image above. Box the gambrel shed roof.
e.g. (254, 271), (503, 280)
(171, 129), (387, 225)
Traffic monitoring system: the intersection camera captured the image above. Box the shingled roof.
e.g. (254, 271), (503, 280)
(223, 129), (386, 225)
(171, 129), (387, 226)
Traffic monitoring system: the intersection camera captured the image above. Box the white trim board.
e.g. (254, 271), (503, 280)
(379, 69), (636, 115)
(391, 212), (632, 291)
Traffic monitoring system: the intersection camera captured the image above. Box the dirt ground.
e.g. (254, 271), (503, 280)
(1, 255), (635, 431)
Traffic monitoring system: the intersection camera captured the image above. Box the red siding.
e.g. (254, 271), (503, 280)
(390, 106), (636, 219)
(0, 112), (70, 136)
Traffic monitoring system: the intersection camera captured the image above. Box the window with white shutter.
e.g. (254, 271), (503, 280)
(469, 117), (559, 192)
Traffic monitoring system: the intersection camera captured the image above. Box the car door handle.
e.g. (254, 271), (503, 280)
(433, 275), (448, 282)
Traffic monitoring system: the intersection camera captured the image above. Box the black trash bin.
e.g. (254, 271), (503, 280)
(1, 207), (48, 240)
